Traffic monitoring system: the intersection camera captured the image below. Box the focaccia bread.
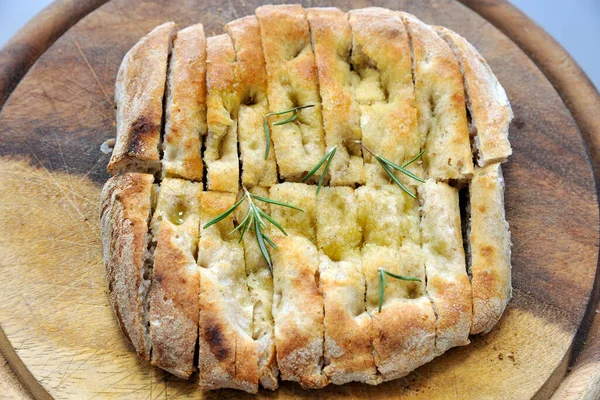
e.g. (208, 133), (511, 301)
(101, 5), (513, 394)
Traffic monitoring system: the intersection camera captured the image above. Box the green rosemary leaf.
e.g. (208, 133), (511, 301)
(301, 145), (337, 188)
(202, 196), (245, 229)
(273, 113), (298, 126)
(377, 154), (425, 183)
(251, 204), (268, 229)
(378, 267), (421, 313)
(379, 161), (416, 199)
(258, 208), (288, 236)
(402, 148), (426, 168)
(266, 104), (314, 117)
(382, 269), (422, 282)
(255, 217), (272, 272)
(228, 211), (251, 236)
(238, 213), (253, 243)
(264, 116), (271, 160)
(378, 268), (385, 313)
(250, 194), (304, 212)
(317, 147), (336, 194)
(263, 234), (278, 250)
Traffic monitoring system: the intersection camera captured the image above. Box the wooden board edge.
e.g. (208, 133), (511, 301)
(457, 1), (600, 398)
(0, 0), (110, 110)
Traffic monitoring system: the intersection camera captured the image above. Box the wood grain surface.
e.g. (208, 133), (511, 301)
(0, 0), (598, 399)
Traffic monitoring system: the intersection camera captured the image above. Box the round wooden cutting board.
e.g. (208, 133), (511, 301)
(0, 0), (598, 399)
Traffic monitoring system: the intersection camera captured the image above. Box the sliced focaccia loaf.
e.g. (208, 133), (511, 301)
(468, 163), (512, 334)
(226, 17), (278, 188)
(357, 185), (436, 380)
(108, 22), (176, 176)
(435, 26), (513, 166)
(100, 172), (155, 360)
(197, 191), (258, 393)
(256, 5), (326, 181)
(205, 35), (241, 193)
(418, 180), (472, 354)
(348, 8), (422, 187)
(316, 187), (378, 385)
(402, 12), (474, 181)
(162, 24), (207, 181)
(148, 178), (202, 378)
(306, 8), (364, 186)
(268, 183), (328, 388)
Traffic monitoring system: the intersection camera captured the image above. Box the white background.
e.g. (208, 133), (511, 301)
(0, 0), (598, 89)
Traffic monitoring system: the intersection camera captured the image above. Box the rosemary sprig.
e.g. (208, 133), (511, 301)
(378, 267), (422, 312)
(263, 105), (315, 159)
(202, 186), (304, 273)
(360, 143), (425, 199)
(301, 145), (337, 194)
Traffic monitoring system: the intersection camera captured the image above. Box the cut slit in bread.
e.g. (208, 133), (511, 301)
(197, 191), (258, 393)
(434, 26), (513, 167)
(269, 183), (328, 388)
(108, 22), (176, 176)
(316, 187), (378, 385)
(226, 17), (278, 189)
(256, 5), (327, 182)
(162, 24), (207, 182)
(148, 178), (202, 378)
(306, 8), (365, 187)
(205, 34), (241, 193)
(357, 185), (436, 380)
(100, 172), (155, 360)
(401, 12), (474, 182)
(418, 180), (472, 354)
(348, 8), (422, 187)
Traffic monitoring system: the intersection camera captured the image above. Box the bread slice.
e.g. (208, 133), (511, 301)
(162, 24), (207, 181)
(316, 187), (378, 385)
(205, 35), (241, 193)
(148, 178), (202, 378)
(269, 183), (327, 388)
(235, 186), (279, 390)
(306, 8), (364, 186)
(468, 163), (512, 334)
(226, 17), (278, 188)
(100, 172), (155, 360)
(256, 5), (326, 181)
(348, 8), (422, 186)
(108, 22), (176, 176)
(401, 13), (474, 181)
(357, 186), (436, 380)
(418, 180), (472, 354)
(197, 191), (258, 393)
(435, 26), (513, 166)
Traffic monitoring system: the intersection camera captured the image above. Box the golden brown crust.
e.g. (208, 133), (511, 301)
(469, 163), (511, 334)
(256, 4), (326, 181)
(401, 12), (474, 181)
(271, 234), (328, 389)
(100, 172), (154, 360)
(418, 180), (472, 354)
(108, 22), (176, 176)
(435, 26), (513, 166)
(226, 17), (278, 188)
(348, 8), (422, 186)
(148, 179), (202, 378)
(162, 24), (207, 181)
(197, 191), (258, 393)
(205, 34), (241, 193)
(306, 8), (364, 186)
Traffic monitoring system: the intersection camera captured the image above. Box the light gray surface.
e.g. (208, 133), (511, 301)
(0, 0), (598, 89)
